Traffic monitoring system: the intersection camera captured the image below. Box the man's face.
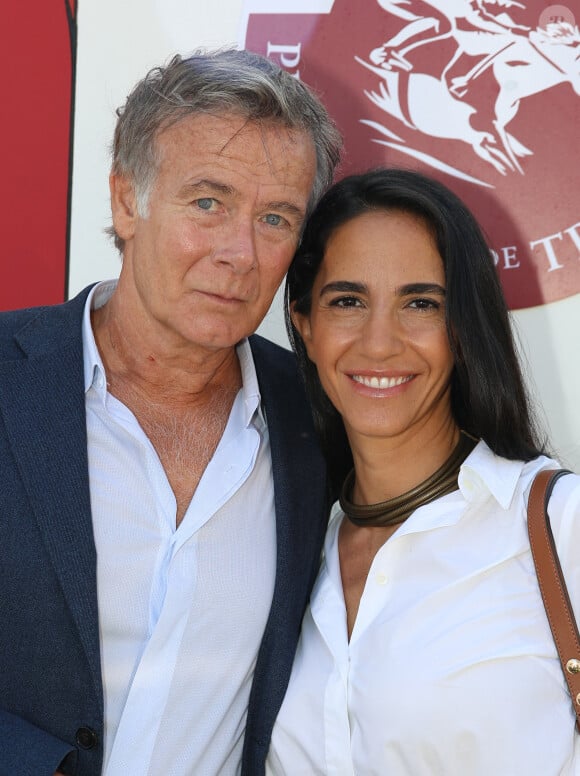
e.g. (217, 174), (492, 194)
(111, 113), (317, 354)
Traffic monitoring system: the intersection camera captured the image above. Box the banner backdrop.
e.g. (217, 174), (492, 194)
(242, 0), (580, 311)
(1, 0), (579, 468)
(239, 1), (580, 469)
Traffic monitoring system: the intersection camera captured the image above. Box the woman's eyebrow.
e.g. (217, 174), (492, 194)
(319, 280), (367, 296)
(397, 282), (446, 296)
(319, 281), (446, 296)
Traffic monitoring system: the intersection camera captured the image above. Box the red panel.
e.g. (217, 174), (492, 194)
(0, 1), (77, 310)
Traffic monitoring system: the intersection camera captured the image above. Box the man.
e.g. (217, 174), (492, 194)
(0, 49), (341, 776)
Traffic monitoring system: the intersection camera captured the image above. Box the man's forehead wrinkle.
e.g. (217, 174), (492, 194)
(216, 114), (255, 155)
(258, 123), (277, 178)
(215, 118), (299, 178)
(151, 112), (314, 217)
(256, 123), (304, 179)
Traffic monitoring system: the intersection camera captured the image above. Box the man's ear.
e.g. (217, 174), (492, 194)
(109, 173), (138, 242)
(290, 303), (316, 362)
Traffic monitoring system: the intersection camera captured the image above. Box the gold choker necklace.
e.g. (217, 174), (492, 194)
(339, 431), (478, 528)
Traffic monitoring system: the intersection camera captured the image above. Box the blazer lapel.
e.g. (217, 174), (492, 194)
(245, 336), (329, 762)
(0, 291), (102, 702)
(250, 335), (328, 601)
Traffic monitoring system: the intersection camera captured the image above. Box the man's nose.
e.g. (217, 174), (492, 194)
(212, 221), (257, 273)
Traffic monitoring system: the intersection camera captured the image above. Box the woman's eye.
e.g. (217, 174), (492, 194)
(409, 298), (440, 310)
(330, 296), (363, 308)
(195, 198), (216, 211)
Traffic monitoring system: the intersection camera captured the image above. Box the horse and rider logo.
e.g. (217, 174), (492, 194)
(243, 0), (580, 308)
(360, 1), (579, 184)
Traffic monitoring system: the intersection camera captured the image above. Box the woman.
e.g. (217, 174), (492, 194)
(267, 169), (580, 775)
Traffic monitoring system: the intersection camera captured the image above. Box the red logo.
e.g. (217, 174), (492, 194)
(243, 0), (580, 309)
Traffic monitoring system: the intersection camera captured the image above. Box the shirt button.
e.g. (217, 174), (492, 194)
(75, 727), (98, 750)
(376, 572), (388, 585)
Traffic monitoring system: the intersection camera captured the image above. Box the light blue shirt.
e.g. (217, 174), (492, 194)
(82, 281), (276, 775)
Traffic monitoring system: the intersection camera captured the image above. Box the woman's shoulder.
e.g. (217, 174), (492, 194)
(518, 454), (579, 528)
(520, 455), (580, 510)
(465, 444), (576, 507)
(526, 459), (580, 617)
(543, 465), (580, 535)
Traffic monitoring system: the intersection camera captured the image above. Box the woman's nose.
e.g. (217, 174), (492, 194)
(361, 308), (405, 359)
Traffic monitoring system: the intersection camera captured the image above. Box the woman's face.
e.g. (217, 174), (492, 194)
(293, 208), (456, 446)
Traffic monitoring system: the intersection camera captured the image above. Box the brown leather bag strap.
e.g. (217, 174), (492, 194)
(528, 468), (580, 732)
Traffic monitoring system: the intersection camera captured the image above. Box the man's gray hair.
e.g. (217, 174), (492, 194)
(109, 48), (342, 252)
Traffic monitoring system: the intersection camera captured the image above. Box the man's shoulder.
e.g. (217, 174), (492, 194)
(248, 334), (308, 400)
(0, 286), (94, 358)
(248, 333), (316, 428)
(248, 334), (298, 377)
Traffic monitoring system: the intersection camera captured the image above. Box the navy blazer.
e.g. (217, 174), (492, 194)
(0, 287), (329, 776)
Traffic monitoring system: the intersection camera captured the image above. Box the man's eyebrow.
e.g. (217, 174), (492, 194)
(179, 179), (235, 198)
(266, 201), (306, 219)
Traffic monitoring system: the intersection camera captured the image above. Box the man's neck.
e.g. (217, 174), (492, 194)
(91, 292), (242, 405)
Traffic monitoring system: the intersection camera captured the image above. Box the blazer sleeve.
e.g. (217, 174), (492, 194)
(0, 709), (76, 776)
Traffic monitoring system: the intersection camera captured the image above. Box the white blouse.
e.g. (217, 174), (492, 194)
(267, 442), (580, 775)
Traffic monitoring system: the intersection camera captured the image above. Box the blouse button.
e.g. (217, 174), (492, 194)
(376, 572), (388, 585)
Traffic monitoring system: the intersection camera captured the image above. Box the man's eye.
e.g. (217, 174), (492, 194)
(195, 198), (216, 210)
(263, 213), (284, 226)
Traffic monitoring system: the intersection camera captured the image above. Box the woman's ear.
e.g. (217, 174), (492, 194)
(290, 303), (316, 362)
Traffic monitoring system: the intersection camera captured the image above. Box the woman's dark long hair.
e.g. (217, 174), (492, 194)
(285, 168), (546, 492)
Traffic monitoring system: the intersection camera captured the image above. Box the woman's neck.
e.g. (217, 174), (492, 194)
(347, 418), (461, 505)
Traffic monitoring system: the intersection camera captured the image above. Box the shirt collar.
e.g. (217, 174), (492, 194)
(82, 280), (116, 395)
(458, 439), (525, 510)
(236, 338), (263, 429)
(327, 439), (527, 539)
(82, 280), (263, 428)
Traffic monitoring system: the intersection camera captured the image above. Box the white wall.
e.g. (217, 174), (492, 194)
(70, 0), (245, 294)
